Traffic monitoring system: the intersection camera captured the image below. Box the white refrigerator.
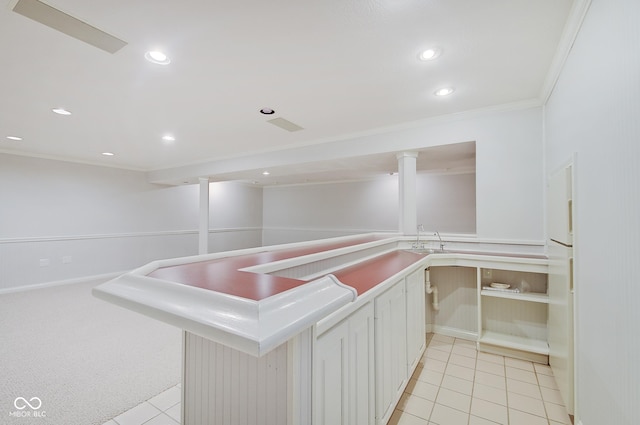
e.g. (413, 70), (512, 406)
(547, 163), (574, 415)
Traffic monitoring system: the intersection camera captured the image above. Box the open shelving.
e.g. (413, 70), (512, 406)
(480, 289), (549, 303)
(479, 330), (549, 355)
(477, 267), (549, 362)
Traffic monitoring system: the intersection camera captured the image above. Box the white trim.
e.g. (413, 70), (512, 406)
(180, 330), (187, 425)
(262, 226), (396, 235)
(250, 167), (475, 189)
(428, 325), (477, 342)
(94, 272), (355, 357)
(0, 227), (262, 244)
(0, 271), (124, 295)
(262, 227), (545, 247)
(540, 0), (592, 103)
(0, 148), (146, 172)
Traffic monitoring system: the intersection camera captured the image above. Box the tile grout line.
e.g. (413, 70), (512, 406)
(420, 334), (568, 425)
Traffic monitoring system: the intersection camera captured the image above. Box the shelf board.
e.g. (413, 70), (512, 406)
(481, 290), (549, 304)
(479, 331), (549, 355)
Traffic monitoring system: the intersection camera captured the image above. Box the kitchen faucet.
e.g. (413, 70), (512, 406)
(435, 231), (445, 252)
(413, 224), (425, 249)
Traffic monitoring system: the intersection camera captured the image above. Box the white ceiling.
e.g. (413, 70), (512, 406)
(0, 0), (574, 184)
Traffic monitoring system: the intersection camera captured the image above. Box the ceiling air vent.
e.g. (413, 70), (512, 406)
(12, 0), (127, 53)
(267, 117), (304, 132)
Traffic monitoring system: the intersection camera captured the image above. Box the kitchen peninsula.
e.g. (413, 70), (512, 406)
(93, 234), (548, 425)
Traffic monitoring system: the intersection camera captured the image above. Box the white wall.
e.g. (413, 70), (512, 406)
(262, 178), (398, 244)
(262, 172), (477, 245)
(0, 155), (199, 238)
(0, 154), (262, 291)
(208, 181), (263, 251)
(417, 172), (476, 235)
(544, 0), (639, 423)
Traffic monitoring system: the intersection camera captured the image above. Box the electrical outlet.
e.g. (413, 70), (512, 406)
(62, 256), (72, 264)
(39, 259), (50, 267)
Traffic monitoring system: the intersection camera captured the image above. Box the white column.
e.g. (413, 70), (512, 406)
(397, 152), (418, 235)
(198, 177), (210, 255)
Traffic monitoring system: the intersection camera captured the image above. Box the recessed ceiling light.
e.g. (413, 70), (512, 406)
(262, 171), (270, 176)
(418, 48), (441, 61)
(260, 108), (275, 115)
(434, 87), (455, 97)
(102, 152), (115, 156)
(162, 135), (175, 142)
(6, 136), (22, 141)
(52, 108), (71, 115)
(145, 50), (170, 65)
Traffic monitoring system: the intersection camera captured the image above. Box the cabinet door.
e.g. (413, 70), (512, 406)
(548, 243), (574, 414)
(314, 319), (350, 425)
(548, 164), (573, 246)
(375, 281), (407, 425)
(349, 303), (375, 425)
(406, 268), (426, 373)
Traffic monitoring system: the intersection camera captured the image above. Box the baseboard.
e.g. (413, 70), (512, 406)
(0, 271), (125, 295)
(427, 325), (477, 342)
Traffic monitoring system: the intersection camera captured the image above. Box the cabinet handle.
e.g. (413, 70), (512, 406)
(568, 199), (573, 235)
(569, 257), (574, 292)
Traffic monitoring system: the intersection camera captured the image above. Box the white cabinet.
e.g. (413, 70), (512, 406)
(315, 316), (349, 425)
(477, 267), (549, 363)
(547, 162), (575, 415)
(314, 302), (375, 425)
(375, 279), (408, 425)
(548, 164), (573, 246)
(314, 267), (426, 425)
(349, 304), (376, 425)
(548, 236), (574, 414)
(405, 268), (426, 373)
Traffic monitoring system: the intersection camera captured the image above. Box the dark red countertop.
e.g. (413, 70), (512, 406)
(148, 235), (419, 301)
(333, 250), (424, 295)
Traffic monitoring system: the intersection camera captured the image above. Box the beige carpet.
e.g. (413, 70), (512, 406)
(0, 278), (181, 425)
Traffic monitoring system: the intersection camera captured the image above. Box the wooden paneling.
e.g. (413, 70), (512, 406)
(184, 332), (289, 425)
(428, 266), (478, 335)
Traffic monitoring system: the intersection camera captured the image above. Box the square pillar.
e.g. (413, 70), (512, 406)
(397, 152), (418, 235)
(199, 177), (210, 255)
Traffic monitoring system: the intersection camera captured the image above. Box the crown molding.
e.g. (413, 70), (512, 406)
(540, 0), (593, 104)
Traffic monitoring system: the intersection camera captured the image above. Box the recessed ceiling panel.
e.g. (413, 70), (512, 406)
(12, 0), (127, 53)
(267, 117), (304, 132)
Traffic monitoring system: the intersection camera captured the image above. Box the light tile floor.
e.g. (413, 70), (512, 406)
(104, 383), (181, 425)
(390, 333), (573, 425)
(104, 333), (572, 425)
